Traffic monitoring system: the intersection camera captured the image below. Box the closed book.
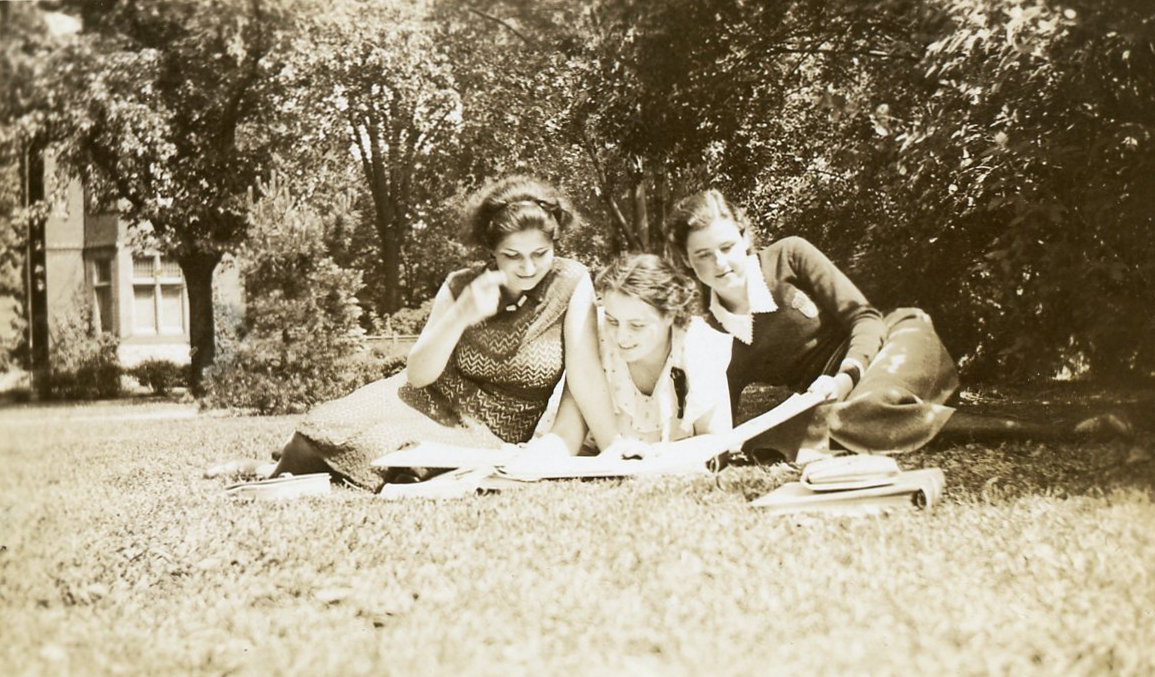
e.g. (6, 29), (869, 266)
(224, 473), (331, 499)
(751, 468), (945, 515)
(378, 466), (496, 500)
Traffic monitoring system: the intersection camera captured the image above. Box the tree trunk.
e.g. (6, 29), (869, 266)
(631, 162), (649, 251)
(653, 164), (669, 254)
(180, 251), (222, 397)
(24, 138), (49, 396)
(381, 210), (403, 313)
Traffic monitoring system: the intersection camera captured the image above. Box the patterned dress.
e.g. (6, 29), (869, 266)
(294, 257), (587, 490)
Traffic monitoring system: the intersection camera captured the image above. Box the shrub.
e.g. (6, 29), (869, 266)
(202, 174), (372, 414)
(378, 299), (433, 335)
(44, 296), (122, 400)
(130, 359), (189, 395)
(343, 352), (407, 388)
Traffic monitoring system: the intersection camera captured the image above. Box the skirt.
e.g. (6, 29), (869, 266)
(749, 308), (959, 457)
(291, 370), (504, 491)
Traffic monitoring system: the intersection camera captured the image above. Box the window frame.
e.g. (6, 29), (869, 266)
(131, 253), (187, 336)
(91, 256), (115, 334)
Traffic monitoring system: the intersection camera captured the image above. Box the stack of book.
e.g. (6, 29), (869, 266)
(750, 455), (945, 515)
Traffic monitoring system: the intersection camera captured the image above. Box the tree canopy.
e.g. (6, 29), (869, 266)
(37, 0), (294, 392)
(11, 0), (1153, 385)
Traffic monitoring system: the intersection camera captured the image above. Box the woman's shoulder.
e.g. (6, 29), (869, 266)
(757, 236), (818, 261)
(551, 256), (589, 280)
(683, 316), (733, 355)
(676, 317), (732, 428)
(540, 257), (589, 301)
(675, 317), (733, 374)
(757, 236), (831, 281)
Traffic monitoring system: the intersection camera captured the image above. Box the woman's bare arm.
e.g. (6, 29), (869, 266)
(561, 275), (622, 450)
(407, 270), (505, 388)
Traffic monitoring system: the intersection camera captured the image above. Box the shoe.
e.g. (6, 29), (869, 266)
(1074, 413), (1134, 440)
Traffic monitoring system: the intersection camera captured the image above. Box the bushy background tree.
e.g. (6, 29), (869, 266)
(201, 174), (373, 414)
(18, 0), (1153, 397)
(40, 0), (294, 394)
(0, 2), (61, 371)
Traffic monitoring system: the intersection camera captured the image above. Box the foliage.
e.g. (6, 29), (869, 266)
(601, 0), (1155, 382)
(292, 0), (464, 313)
(0, 3), (63, 371)
(343, 351), (407, 388)
(42, 295), (121, 400)
(201, 174), (369, 414)
(0, 172), (29, 371)
(40, 0), (295, 394)
(880, 0), (1155, 381)
(377, 298), (434, 336)
(17, 0), (1152, 384)
(129, 359), (189, 396)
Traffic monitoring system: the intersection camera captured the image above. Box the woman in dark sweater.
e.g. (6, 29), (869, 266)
(666, 189), (959, 464)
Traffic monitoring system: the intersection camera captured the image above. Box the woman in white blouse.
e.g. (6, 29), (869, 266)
(538, 253), (734, 458)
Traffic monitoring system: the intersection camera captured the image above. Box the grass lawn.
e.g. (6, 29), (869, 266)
(2, 388), (1154, 676)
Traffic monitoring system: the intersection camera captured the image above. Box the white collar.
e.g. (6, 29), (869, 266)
(600, 314), (683, 440)
(708, 254), (777, 344)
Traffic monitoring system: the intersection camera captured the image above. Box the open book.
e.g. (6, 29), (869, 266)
(373, 393), (828, 500)
(750, 467), (945, 515)
(371, 391), (827, 481)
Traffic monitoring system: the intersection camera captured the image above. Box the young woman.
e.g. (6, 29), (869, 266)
(534, 253), (734, 459)
(665, 189), (959, 464)
(269, 176), (626, 490)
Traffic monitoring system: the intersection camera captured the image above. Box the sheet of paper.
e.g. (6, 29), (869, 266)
(721, 391), (826, 449)
(372, 392), (826, 479)
(371, 442), (516, 469)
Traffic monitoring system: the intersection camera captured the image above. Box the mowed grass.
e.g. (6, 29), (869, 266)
(2, 397), (1154, 677)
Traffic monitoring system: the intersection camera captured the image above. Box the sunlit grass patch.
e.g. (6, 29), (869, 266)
(1, 402), (1153, 676)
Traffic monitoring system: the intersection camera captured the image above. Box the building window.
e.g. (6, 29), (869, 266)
(132, 254), (186, 335)
(93, 258), (114, 333)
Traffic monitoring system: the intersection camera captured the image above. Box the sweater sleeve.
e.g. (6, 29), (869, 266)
(780, 237), (886, 381)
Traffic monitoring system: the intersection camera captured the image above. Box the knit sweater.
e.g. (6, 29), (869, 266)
(706, 237), (887, 402)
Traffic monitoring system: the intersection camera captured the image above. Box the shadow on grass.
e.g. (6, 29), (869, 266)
(735, 382), (1155, 503)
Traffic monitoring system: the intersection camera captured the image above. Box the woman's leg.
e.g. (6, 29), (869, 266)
(829, 309), (959, 453)
(934, 410), (1132, 444)
(272, 432), (338, 477)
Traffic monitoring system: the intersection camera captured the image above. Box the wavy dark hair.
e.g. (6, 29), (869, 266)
(595, 253), (700, 327)
(664, 188), (753, 272)
(463, 175), (577, 250)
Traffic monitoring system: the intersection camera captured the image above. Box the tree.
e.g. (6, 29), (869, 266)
(202, 173), (367, 414)
(0, 2), (71, 372)
(651, 0), (1155, 381)
(43, 0), (291, 393)
(295, 0), (463, 313)
(875, 0), (1155, 380)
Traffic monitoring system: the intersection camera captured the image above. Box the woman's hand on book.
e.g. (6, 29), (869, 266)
(514, 433), (571, 458)
(599, 436), (654, 460)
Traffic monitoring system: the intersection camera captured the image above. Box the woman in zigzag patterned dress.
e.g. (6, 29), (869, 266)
(271, 176), (626, 491)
